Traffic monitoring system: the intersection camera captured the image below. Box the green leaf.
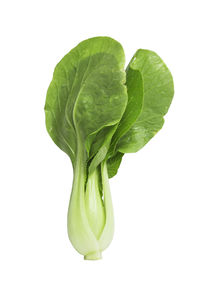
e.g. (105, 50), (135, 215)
(107, 152), (124, 178)
(117, 49), (174, 154)
(45, 37), (127, 167)
(110, 68), (143, 153)
(45, 81), (76, 165)
(106, 65), (143, 176)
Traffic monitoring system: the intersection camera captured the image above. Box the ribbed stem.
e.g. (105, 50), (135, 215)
(85, 168), (105, 239)
(67, 137), (99, 257)
(98, 161), (114, 251)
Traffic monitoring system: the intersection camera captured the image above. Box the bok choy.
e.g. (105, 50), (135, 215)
(45, 37), (174, 260)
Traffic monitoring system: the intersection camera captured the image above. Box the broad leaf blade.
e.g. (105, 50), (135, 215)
(45, 37), (128, 166)
(72, 51), (127, 150)
(117, 49), (174, 153)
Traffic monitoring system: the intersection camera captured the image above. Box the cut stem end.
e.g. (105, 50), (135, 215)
(84, 251), (102, 260)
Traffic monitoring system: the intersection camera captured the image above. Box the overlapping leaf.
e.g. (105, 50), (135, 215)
(107, 49), (174, 177)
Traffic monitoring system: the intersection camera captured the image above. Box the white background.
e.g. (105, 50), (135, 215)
(0, 0), (200, 299)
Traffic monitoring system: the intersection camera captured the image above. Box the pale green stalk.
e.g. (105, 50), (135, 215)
(68, 137), (114, 260)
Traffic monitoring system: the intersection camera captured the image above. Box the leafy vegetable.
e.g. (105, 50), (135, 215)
(45, 37), (174, 260)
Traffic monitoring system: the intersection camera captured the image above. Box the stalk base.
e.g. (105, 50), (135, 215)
(84, 251), (102, 260)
